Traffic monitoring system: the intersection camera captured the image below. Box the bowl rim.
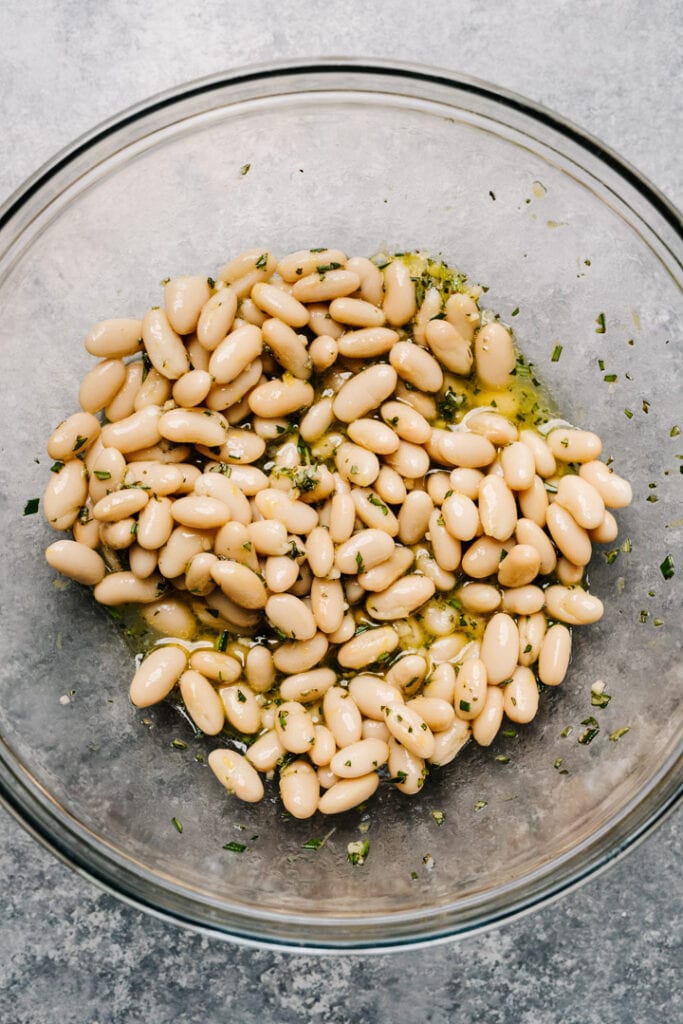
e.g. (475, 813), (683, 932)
(1, 58), (681, 952)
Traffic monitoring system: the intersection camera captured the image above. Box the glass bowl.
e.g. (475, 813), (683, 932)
(0, 61), (680, 952)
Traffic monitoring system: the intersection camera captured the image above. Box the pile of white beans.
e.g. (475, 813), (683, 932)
(42, 249), (632, 819)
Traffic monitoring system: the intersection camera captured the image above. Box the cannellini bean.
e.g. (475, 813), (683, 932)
(196, 286), (238, 350)
(99, 517), (137, 549)
(453, 657), (488, 721)
(309, 334), (339, 370)
(209, 324), (263, 384)
(88, 446), (127, 503)
(244, 645), (275, 692)
(433, 430), (496, 469)
(92, 487), (149, 522)
(318, 772), (379, 814)
(467, 411), (518, 446)
(503, 666), (539, 723)
(428, 717), (471, 766)
(124, 461), (183, 495)
(538, 623), (572, 686)
(461, 536), (507, 578)
(246, 729), (286, 772)
(382, 260), (416, 326)
(422, 662), (457, 702)
(330, 738), (389, 778)
(501, 441), (536, 491)
(264, 555), (300, 593)
(165, 276), (211, 335)
(251, 282), (310, 327)
(428, 510), (462, 572)
(129, 645), (187, 707)
(94, 571), (163, 605)
(501, 585), (545, 615)
(300, 398), (334, 443)
(424, 318), (473, 375)
(478, 475), (517, 540)
(362, 719), (391, 742)
(407, 696), (455, 732)
(310, 578), (345, 635)
(329, 296), (385, 328)
(262, 318), (312, 379)
(208, 748), (264, 803)
(45, 540), (106, 585)
(73, 512), (100, 549)
(349, 674), (404, 720)
(554, 474), (605, 529)
(332, 364), (397, 422)
(445, 292), (480, 337)
(390, 341), (443, 393)
(142, 308), (190, 380)
(184, 549), (217, 592)
(307, 302), (344, 339)
(171, 494), (231, 529)
(397, 491), (432, 544)
(219, 683), (261, 734)
(358, 545), (413, 592)
(557, 560), (586, 589)
(474, 322), (515, 388)
(441, 491), (479, 541)
(247, 518), (289, 556)
(544, 585), (604, 625)
(214, 522), (258, 568)
(131, 365), (170, 413)
(189, 649), (241, 684)
(337, 625), (399, 669)
(322, 687), (363, 747)
(248, 376), (314, 418)
(179, 669), (224, 734)
(255, 488), (318, 534)
(588, 508), (619, 543)
(304, 527), (335, 578)
(85, 318), (143, 359)
(306, 724), (335, 767)
(547, 428), (602, 463)
(211, 560), (267, 609)
(334, 441), (380, 487)
(415, 549), (456, 591)
(79, 359), (128, 414)
(279, 760), (320, 819)
(273, 700), (315, 754)
(387, 739), (426, 794)
(579, 461), (633, 508)
(278, 248), (347, 281)
(384, 440), (430, 480)
(273, 632), (329, 675)
(381, 401), (431, 444)
(335, 529), (395, 574)
(280, 667), (337, 703)
(204, 590), (259, 630)
(366, 575), (435, 620)
(140, 597), (196, 637)
(100, 406), (163, 454)
(413, 286), (442, 344)
(546, 504), (592, 566)
(375, 466), (407, 505)
(206, 357), (262, 411)
(517, 475), (550, 527)
(385, 654), (428, 694)
(43, 460), (88, 530)
(515, 518), (557, 575)
(480, 613), (519, 684)
(497, 544), (541, 587)
(383, 702), (435, 758)
(347, 418), (399, 455)
(351, 488), (399, 535)
(457, 583), (501, 614)
(171, 370), (213, 409)
(291, 269), (360, 303)
(266, 593), (317, 640)
(346, 256), (383, 305)
(316, 766), (339, 789)
(337, 326), (398, 359)
(519, 429), (556, 478)
(518, 611), (546, 666)
(471, 685), (505, 746)
(48, 411), (101, 461)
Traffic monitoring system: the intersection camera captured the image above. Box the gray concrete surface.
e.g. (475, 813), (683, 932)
(1, 2), (681, 1022)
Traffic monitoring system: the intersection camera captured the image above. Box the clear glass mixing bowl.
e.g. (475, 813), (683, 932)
(0, 61), (680, 951)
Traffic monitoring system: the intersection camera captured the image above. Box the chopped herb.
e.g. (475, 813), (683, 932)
(355, 551), (365, 573)
(624, 408), (634, 419)
(622, 538), (632, 553)
(551, 344), (563, 362)
(646, 494), (658, 503)
(642, 400), (650, 414)
(207, 277), (216, 288)
(309, 247), (325, 253)
(240, 163), (251, 176)
(591, 691), (612, 708)
(660, 554), (675, 580)
(474, 800), (487, 811)
(605, 549), (619, 565)
(302, 837), (323, 850)
(560, 726), (573, 737)
(23, 498), (39, 516)
(278, 710), (289, 730)
(347, 839), (369, 866)
(50, 461), (64, 473)
(223, 841), (246, 852)
(255, 253), (268, 270)
(242, 541), (252, 551)
(438, 387), (465, 421)
(639, 610), (649, 623)
(595, 312), (606, 333)
(431, 810), (444, 826)
(459, 700), (471, 713)
(489, 190), (496, 201)
(72, 434), (88, 452)
(368, 494), (389, 515)
(437, 515), (445, 527)
(349, 464), (360, 475)
(523, 643), (533, 654)
(603, 374), (617, 383)
(215, 630), (229, 652)
(316, 262), (342, 274)
(94, 470), (111, 480)
(598, 359), (605, 371)
(389, 770), (408, 784)
(578, 717), (600, 745)
(670, 425), (680, 437)
(653, 618), (664, 627)
(553, 758), (564, 770)
(511, 307), (519, 317)
(141, 352), (152, 381)
(502, 728), (517, 738)
(172, 817), (183, 833)
(544, 482), (558, 494)
(495, 755), (510, 764)
(609, 727), (630, 742)
(172, 739), (187, 749)
(236, 689), (247, 704)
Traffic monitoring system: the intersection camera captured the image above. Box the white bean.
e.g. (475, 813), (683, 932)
(383, 702), (435, 758)
(579, 460), (633, 508)
(279, 760), (320, 819)
(544, 585), (604, 625)
(382, 260), (416, 326)
(45, 540), (106, 585)
(503, 666), (539, 723)
(208, 748), (264, 803)
(474, 322), (515, 388)
(318, 773), (379, 814)
(471, 685), (505, 746)
(266, 593), (317, 640)
(480, 613), (519, 684)
(165, 276), (211, 335)
(333, 364), (397, 422)
(548, 428), (602, 463)
(390, 341), (443, 393)
(129, 645), (187, 707)
(337, 626), (399, 669)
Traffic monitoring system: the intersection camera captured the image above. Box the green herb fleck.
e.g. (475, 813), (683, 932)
(215, 631), (229, 652)
(591, 691), (612, 708)
(223, 841), (246, 852)
(622, 538), (632, 553)
(624, 408), (634, 419)
(23, 498), (39, 516)
(598, 359), (605, 371)
(495, 755), (510, 764)
(255, 253), (268, 270)
(670, 425), (680, 437)
(502, 728), (517, 738)
(72, 435), (88, 452)
(240, 163), (251, 176)
(560, 726), (573, 738)
(207, 276), (216, 289)
(368, 494), (389, 515)
(236, 689), (247, 704)
(172, 817), (183, 833)
(459, 700), (471, 713)
(605, 549), (619, 565)
(551, 344), (563, 363)
(347, 839), (369, 866)
(50, 461), (64, 474)
(94, 470), (111, 481)
(595, 312), (606, 333)
(578, 717), (600, 745)
(474, 800), (487, 811)
(172, 739), (187, 749)
(355, 551), (365, 573)
(660, 554), (675, 580)
(431, 810), (444, 826)
(639, 610), (649, 623)
(609, 727), (630, 742)
(389, 770), (408, 785)
(603, 374), (617, 383)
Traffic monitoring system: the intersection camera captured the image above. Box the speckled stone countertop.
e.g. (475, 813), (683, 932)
(1, 3), (681, 1021)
